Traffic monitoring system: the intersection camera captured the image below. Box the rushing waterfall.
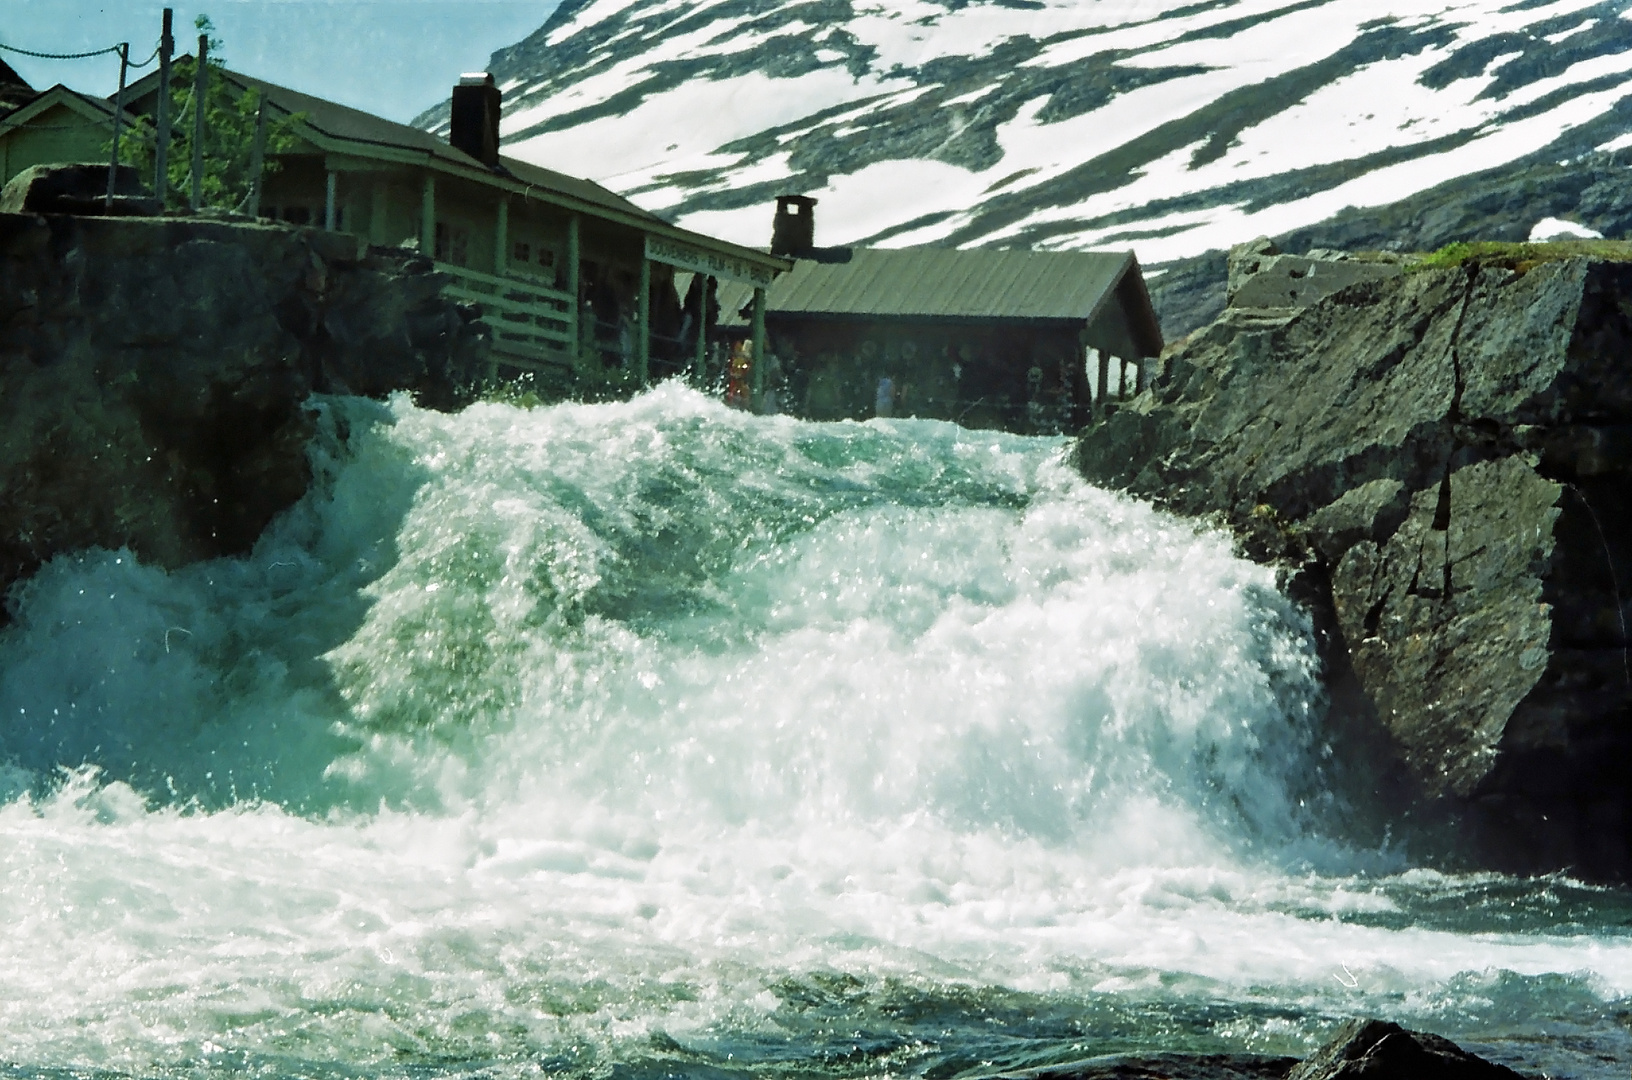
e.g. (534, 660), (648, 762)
(0, 386), (1628, 1080)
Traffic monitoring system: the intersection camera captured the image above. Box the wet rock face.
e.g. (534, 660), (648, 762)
(0, 211), (488, 609)
(1225, 236), (1405, 314)
(989, 1018), (1519, 1080)
(1287, 1019), (1523, 1080)
(1075, 254), (1632, 880)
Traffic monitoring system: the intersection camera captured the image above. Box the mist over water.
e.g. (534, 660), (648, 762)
(1, 387), (1629, 1080)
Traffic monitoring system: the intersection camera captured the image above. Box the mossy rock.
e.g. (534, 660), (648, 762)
(1411, 238), (1632, 274)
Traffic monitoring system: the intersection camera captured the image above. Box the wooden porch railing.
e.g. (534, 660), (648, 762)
(437, 263), (576, 374)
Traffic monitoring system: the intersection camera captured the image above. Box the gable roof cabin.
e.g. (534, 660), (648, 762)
(714, 196), (1163, 431)
(125, 64), (791, 382)
(0, 84), (142, 184)
(0, 61), (790, 385)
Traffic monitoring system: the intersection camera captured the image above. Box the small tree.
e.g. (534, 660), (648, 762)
(111, 15), (304, 212)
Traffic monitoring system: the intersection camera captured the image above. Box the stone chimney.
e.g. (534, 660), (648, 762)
(450, 72), (501, 167)
(771, 194), (817, 256)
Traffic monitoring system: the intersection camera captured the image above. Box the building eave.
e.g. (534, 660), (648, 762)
(122, 62), (790, 276)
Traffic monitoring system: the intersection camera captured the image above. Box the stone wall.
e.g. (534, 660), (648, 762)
(1075, 250), (1632, 880)
(0, 210), (489, 608)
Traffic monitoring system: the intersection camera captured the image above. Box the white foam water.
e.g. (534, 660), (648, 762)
(0, 386), (1627, 1079)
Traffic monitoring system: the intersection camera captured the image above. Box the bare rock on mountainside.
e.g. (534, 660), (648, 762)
(0, 210), (488, 612)
(1149, 152), (1632, 340)
(1076, 245), (1632, 880)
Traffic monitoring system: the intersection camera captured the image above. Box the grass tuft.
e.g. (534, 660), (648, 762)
(1410, 239), (1632, 274)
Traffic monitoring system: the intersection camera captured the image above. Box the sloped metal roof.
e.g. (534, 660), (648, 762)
(116, 62), (788, 272)
(123, 64), (659, 222)
(713, 246), (1163, 356)
(762, 247), (1135, 321)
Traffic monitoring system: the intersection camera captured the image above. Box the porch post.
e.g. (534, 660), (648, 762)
(246, 95), (268, 218)
(420, 172), (436, 256)
(106, 42), (129, 209)
(324, 170), (337, 231)
(1097, 349), (1111, 408)
(368, 181), (386, 245)
(1073, 332), (1090, 429)
(566, 213), (581, 356)
(694, 276), (710, 377)
(189, 33), (207, 212)
(636, 253), (651, 385)
(153, 9), (174, 201)
(494, 198), (508, 275)
(750, 285), (767, 412)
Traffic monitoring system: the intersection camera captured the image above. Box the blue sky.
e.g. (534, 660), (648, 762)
(1, 0), (560, 122)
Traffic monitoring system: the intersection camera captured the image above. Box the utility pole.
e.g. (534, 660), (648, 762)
(105, 43), (129, 209)
(190, 32), (208, 211)
(246, 95), (268, 218)
(153, 9), (174, 203)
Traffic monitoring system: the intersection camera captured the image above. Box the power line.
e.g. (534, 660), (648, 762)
(127, 44), (163, 70)
(0, 41), (125, 62)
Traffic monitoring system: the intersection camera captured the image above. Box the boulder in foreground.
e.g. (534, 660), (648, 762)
(992, 1017), (1524, 1080)
(1289, 1018), (1523, 1080)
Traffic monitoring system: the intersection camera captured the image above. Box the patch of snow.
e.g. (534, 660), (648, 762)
(510, 68), (902, 181)
(678, 157), (993, 250)
(1529, 217), (1604, 241)
(1495, 48), (1632, 110)
(1545, 18), (1599, 44)
(1596, 131), (1632, 153)
(1191, 48), (1498, 178)
(543, 0), (648, 47)
(944, 85), (998, 108)
(1106, 75), (1632, 262)
(1026, 0), (1323, 69)
(1446, 0), (1606, 43)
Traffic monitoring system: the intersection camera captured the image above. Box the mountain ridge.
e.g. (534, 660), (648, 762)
(414, 0), (1632, 334)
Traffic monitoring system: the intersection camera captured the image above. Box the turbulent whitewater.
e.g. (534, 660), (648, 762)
(1, 387), (1629, 1079)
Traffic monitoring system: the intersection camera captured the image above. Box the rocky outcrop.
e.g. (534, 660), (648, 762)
(0, 163), (162, 217)
(1288, 1020), (1523, 1080)
(0, 209), (489, 610)
(1226, 237), (1404, 314)
(1076, 246), (1632, 879)
(1149, 151), (1632, 340)
(991, 1018), (1523, 1080)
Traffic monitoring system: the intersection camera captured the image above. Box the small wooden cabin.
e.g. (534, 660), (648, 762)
(718, 196), (1164, 432)
(0, 64), (789, 388)
(0, 84), (140, 185)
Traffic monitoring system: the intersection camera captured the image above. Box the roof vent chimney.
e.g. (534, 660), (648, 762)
(450, 72), (501, 167)
(771, 194), (817, 256)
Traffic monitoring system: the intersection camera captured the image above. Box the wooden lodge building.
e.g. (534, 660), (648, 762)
(0, 59), (1162, 431)
(718, 196), (1164, 433)
(0, 61), (789, 387)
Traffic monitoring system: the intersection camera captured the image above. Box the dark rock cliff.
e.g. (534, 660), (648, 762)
(0, 211), (489, 610)
(1075, 249), (1632, 880)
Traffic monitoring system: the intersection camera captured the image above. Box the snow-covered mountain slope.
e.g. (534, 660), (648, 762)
(420, 0), (1632, 269)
